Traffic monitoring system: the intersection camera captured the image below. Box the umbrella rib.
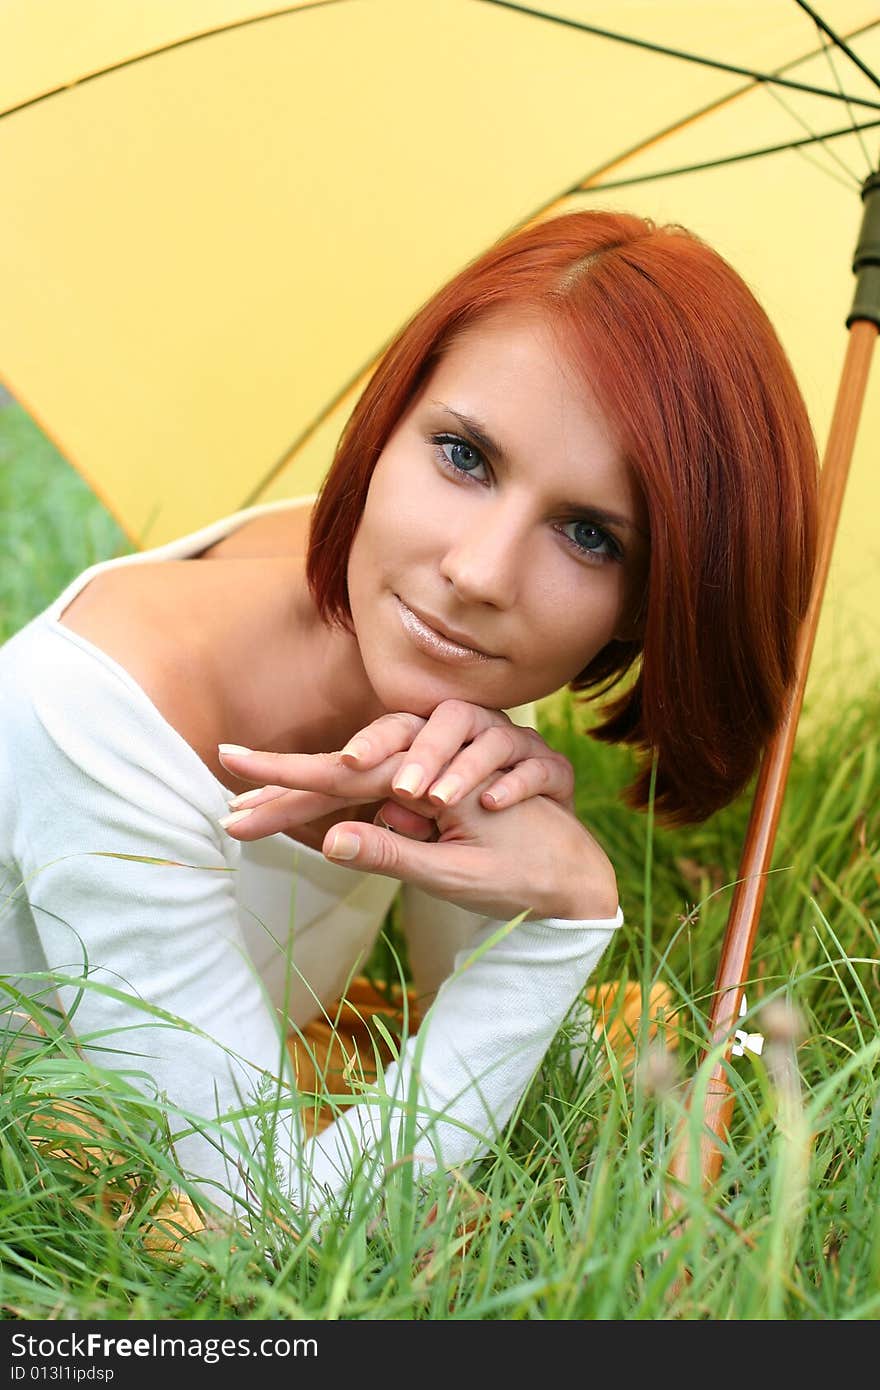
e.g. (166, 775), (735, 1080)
(478, 0), (880, 111)
(245, 97), (869, 503)
(787, 144), (865, 195)
(0, 0), (352, 121)
(231, 2), (880, 505)
(573, 120), (880, 193)
(248, 102), (877, 501)
(813, 25), (875, 174)
(240, 368), (375, 510)
(763, 82), (864, 187)
(792, 0), (880, 94)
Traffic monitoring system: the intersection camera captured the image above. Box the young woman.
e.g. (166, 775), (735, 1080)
(0, 210), (817, 1219)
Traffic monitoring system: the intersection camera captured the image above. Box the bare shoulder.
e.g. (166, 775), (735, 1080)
(58, 565), (175, 678)
(57, 564), (234, 784)
(56, 555), (309, 794)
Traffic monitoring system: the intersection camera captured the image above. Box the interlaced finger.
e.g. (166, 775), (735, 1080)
(387, 699), (517, 800)
(477, 755), (575, 812)
(415, 725), (573, 811)
(337, 712), (427, 768)
(225, 783), (289, 811)
(218, 744), (407, 800)
(374, 800), (438, 842)
(218, 785), (354, 838)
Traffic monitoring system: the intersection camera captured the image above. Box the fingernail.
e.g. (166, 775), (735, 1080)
(326, 830), (361, 861)
(226, 787), (266, 808)
(218, 808), (255, 829)
(392, 763), (425, 797)
(483, 786), (509, 807)
(340, 737), (371, 763)
(430, 774), (462, 805)
(218, 744), (254, 758)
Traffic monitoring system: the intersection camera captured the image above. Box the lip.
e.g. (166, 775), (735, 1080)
(394, 597), (498, 664)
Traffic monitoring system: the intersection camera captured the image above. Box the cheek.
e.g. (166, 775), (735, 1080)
(346, 524), (385, 642)
(347, 485), (393, 587)
(345, 529), (365, 606)
(527, 583), (624, 676)
(352, 463), (425, 563)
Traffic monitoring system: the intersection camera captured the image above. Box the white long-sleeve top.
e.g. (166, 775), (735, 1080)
(0, 499), (621, 1217)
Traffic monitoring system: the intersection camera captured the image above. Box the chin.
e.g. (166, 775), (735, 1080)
(366, 665), (495, 719)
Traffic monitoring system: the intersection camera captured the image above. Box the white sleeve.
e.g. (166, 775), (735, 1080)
(302, 903), (621, 1212)
(398, 882), (486, 1000)
(1, 626), (302, 1210)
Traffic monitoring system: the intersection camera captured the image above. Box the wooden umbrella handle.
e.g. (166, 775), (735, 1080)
(668, 318), (878, 1193)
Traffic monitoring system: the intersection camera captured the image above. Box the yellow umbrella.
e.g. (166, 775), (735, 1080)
(3, 0), (879, 1183)
(2, 0), (879, 714)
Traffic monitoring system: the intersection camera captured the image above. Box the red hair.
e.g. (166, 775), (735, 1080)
(307, 211), (818, 826)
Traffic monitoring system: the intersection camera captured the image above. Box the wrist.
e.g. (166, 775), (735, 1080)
(543, 869), (619, 922)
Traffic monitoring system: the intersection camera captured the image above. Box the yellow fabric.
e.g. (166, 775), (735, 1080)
(2, 1), (879, 716)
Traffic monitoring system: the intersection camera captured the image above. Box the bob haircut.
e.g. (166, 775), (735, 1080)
(307, 210), (818, 827)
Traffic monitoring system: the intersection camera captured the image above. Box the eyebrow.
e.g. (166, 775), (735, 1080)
(429, 400), (647, 537)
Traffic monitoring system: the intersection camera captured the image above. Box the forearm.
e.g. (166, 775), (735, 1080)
(300, 905), (622, 1210)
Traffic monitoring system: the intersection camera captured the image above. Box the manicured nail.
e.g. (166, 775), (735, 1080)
(430, 774), (462, 806)
(226, 787), (266, 808)
(218, 808), (254, 829)
(326, 831), (361, 861)
(218, 743), (254, 758)
(483, 786), (509, 807)
(340, 737), (371, 763)
(392, 763), (425, 797)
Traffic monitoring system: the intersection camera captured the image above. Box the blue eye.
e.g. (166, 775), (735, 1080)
(560, 518), (621, 564)
(432, 434), (488, 481)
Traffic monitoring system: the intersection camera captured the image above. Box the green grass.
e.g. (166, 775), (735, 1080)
(0, 403), (132, 642)
(1, 400), (879, 1320)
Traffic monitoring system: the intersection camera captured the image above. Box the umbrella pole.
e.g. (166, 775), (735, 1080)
(666, 315), (878, 1197)
(665, 167), (880, 1209)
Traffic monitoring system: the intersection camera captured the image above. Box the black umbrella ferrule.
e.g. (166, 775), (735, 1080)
(847, 172), (880, 329)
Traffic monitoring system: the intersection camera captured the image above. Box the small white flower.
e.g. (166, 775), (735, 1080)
(731, 994), (765, 1058)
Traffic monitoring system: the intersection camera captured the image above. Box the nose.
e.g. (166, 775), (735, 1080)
(438, 499), (527, 609)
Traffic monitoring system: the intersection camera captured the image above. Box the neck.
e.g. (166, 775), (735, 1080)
(287, 588), (387, 753)
(217, 558), (385, 756)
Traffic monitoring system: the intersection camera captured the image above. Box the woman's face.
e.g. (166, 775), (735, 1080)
(346, 304), (650, 717)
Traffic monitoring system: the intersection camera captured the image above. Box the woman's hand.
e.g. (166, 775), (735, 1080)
(217, 744), (438, 850)
(338, 700), (575, 813)
(324, 779), (619, 923)
(218, 745), (617, 923)
(217, 699), (576, 853)
(221, 698), (572, 809)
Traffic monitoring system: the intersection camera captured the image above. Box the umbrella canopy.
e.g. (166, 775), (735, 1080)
(2, 0), (880, 718)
